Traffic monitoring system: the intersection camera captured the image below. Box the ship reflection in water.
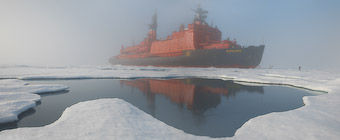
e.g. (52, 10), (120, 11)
(120, 78), (310, 137)
(121, 79), (264, 115)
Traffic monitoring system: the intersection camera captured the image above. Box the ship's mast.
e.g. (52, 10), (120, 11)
(149, 11), (157, 31)
(193, 5), (208, 24)
(148, 11), (157, 41)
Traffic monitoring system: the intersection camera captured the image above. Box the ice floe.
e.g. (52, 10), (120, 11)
(0, 99), (211, 140)
(0, 92), (40, 124)
(0, 78), (69, 124)
(0, 84), (69, 94)
(0, 79), (28, 86)
(0, 65), (339, 139)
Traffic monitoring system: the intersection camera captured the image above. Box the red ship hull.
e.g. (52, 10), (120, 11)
(110, 46), (264, 68)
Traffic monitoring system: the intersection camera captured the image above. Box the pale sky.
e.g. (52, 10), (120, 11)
(1, 0), (340, 70)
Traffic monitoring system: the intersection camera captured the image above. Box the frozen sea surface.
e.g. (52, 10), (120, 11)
(0, 65), (339, 139)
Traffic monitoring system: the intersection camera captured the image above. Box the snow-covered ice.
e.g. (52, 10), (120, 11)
(0, 99), (211, 140)
(0, 79), (28, 86)
(0, 92), (40, 124)
(0, 79), (69, 124)
(0, 84), (69, 94)
(0, 65), (339, 139)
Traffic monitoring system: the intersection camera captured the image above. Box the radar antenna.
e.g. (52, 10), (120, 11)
(193, 5), (208, 24)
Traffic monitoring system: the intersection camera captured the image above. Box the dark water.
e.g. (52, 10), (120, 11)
(0, 78), (317, 137)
